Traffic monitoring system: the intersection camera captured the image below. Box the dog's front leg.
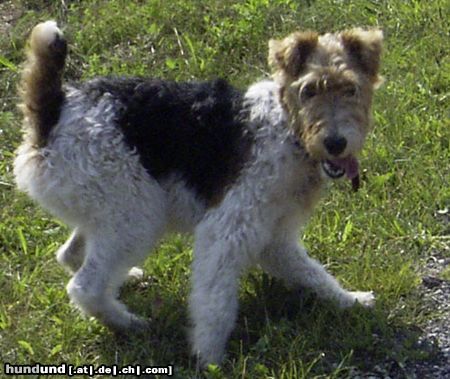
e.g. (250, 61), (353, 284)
(260, 242), (375, 308)
(188, 235), (243, 367)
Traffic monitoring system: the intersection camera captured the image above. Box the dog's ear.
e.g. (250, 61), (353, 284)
(268, 31), (318, 78)
(341, 28), (383, 85)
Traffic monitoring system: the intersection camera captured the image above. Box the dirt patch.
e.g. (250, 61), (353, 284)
(0, 1), (22, 36)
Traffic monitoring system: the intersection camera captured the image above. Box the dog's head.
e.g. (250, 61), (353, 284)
(269, 28), (383, 189)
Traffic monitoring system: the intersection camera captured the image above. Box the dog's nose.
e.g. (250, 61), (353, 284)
(324, 135), (347, 156)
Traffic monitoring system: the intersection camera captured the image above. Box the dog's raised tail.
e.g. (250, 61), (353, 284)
(20, 21), (67, 147)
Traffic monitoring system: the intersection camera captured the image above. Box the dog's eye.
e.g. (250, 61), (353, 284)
(301, 84), (317, 101)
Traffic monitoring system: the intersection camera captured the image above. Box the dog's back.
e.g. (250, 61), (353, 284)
(76, 76), (253, 206)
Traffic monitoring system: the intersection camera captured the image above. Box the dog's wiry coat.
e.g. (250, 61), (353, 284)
(15, 21), (383, 366)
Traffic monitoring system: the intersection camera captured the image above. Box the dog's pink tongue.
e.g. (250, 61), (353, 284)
(332, 156), (359, 180)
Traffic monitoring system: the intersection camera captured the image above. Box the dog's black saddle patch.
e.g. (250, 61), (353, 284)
(80, 77), (253, 206)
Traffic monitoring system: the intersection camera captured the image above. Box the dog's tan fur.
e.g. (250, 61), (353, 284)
(269, 28), (383, 192)
(269, 29), (382, 156)
(19, 21), (67, 147)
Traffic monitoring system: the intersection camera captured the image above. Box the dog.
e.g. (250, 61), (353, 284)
(14, 21), (383, 366)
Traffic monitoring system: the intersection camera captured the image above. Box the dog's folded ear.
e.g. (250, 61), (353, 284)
(268, 31), (319, 78)
(341, 28), (383, 85)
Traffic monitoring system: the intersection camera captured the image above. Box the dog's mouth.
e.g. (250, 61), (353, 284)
(322, 160), (346, 179)
(321, 156), (360, 191)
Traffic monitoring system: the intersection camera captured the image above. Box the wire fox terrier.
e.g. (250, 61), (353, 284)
(15, 21), (383, 366)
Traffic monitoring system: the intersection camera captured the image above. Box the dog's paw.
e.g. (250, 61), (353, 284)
(112, 316), (151, 336)
(127, 267), (144, 280)
(129, 316), (151, 332)
(349, 291), (375, 308)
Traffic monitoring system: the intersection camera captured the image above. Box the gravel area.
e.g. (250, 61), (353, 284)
(0, 1), (20, 36)
(409, 254), (450, 379)
(350, 252), (450, 378)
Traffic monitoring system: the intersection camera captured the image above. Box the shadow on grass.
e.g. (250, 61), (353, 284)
(93, 272), (433, 377)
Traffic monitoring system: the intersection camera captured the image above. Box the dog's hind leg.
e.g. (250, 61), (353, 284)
(66, 221), (163, 331)
(57, 229), (144, 281)
(260, 242), (375, 308)
(56, 229), (86, 274)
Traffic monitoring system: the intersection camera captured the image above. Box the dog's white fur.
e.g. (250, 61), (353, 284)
(15, 22), (375, 366)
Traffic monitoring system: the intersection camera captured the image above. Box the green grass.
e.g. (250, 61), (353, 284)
(1, 0), (449, 377)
